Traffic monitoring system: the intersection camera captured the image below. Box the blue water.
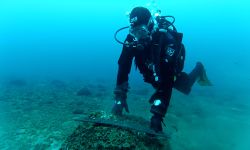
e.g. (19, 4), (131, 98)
(0, 0), (249, 82)
(0, 0), (250, 149)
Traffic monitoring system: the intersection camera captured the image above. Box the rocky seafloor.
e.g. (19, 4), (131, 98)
(0, 78), (250, 150)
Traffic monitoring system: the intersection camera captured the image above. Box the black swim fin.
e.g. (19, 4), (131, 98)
(197, 67), (212, 86)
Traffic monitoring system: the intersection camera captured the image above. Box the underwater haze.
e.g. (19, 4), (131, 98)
(0, 0), (250, 83)
(0, 0), (250, 149)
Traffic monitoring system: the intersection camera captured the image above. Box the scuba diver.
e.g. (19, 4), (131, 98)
(112, 7), (212, 133)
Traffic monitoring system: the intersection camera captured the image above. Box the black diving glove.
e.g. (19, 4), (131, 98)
(150, 114), (163, 133)
(111, 83), (129, 115)
(112, 98), (129, 116)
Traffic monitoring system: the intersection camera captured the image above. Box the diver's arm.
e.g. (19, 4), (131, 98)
(116, 35), (135, 86)
(114, 36), (134, 113)
(116, 48), (134, 85)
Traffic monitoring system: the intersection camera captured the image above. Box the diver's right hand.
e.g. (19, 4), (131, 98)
(112, 82), (130, 115)
(111, 99), (129, 116)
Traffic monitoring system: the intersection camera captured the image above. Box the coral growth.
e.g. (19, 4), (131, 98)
(60, 111), (167, 150)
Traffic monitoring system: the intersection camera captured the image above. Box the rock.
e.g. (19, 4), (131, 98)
(60, 111), (166, 150)
(76, 87), (92, 96)
(8, 79), (26, 87)
(72, 109), (85, 114)
(50, 80), (66, 88)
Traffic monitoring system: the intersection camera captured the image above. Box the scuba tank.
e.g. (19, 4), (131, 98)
(155, 16), (185, 74)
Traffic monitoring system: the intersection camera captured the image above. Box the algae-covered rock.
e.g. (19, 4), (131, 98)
(60, 111), (168, 150)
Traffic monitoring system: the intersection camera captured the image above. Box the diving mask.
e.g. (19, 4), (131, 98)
(129, 24), (151, 41)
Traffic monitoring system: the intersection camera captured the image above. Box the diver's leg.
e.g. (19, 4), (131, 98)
(188, 62), (205, 86)
(173, 72), (191, 94)
(174, 62), (210, 95)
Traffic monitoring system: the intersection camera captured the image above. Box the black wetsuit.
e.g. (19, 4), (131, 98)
(115, 29), (203, 117)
